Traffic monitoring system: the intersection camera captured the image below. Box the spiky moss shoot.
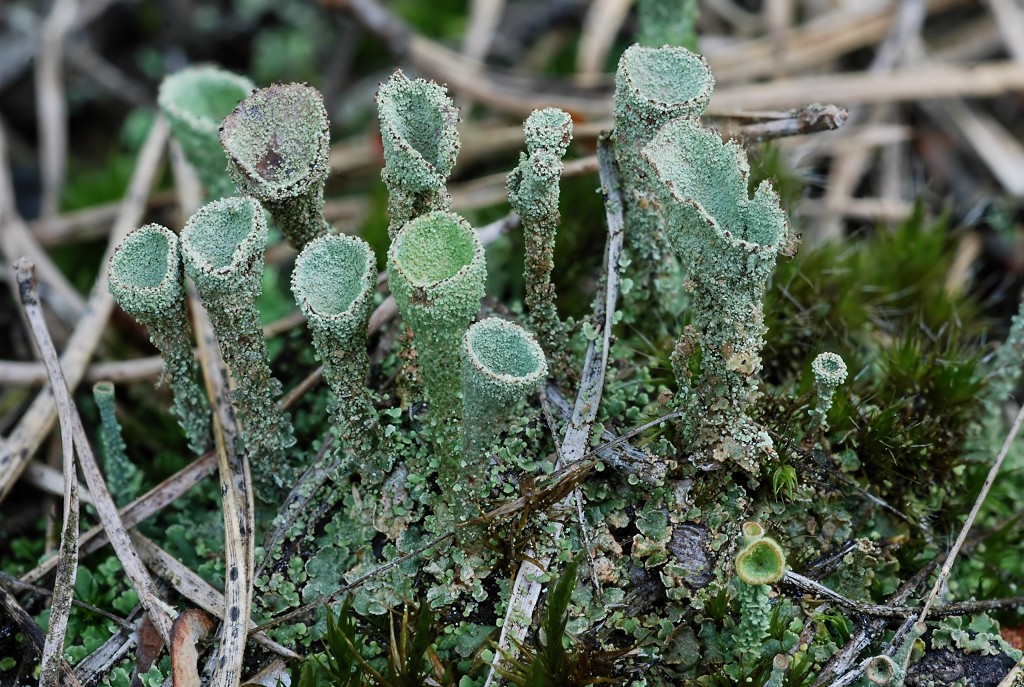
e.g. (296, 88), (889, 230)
(735, 537), (786, 586)
(387, 211), (486, 461)
(158, 65), (254, 199)
(613, 44), (713, 296)
(811, 351), (847, 433)
(376, 70), (460, 237)
(108, 224), (210, 454)
(220, 83), (330, 250)
(865, 655), (898, 685)
(508, 108), (572, 370)
(292, 233), (389, 483)
(643, 117), (787, 473)
(181, 196), (295, 497)
(92, 382), (143, 506)
(459, 317), (547, 517)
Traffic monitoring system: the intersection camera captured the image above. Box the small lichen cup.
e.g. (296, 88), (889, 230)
(387, 210), (486, 451)
(158, 65), (255, 199)
(220, 83), (331, 250)
(458, 317), (547, 514)
(108, 224), (210, 454)
(292, 233), (389, 483)
(376, 70), (460, 237)
(180, 196), (295, 497)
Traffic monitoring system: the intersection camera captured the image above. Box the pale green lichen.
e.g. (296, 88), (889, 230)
(735, 536), (786, 586)
(291, 233), (389, 483)
(507, 108), (572, 368)
(765, 654), (789, 687)
(811, 351), (848, 433)
(614, 44), (713, 296)
(734, 579), (771, 665)
(643, 116), (788, 472)
(376, 70), (460, 237)
(733, 533), (786, 666)
(387, 211), (485, 462)
(108, 224), (211, 454)
(459, 317), (547, 514)
(637, 0), (699, 51)
(180, 196), (295, 496)
(220, 83), (331, 250)
(158, 65), (255, 199)
(865, 655), (898, 685)
(92, 381), (143, 507)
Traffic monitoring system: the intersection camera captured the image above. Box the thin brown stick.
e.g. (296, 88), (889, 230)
(0, 115), (169, 503)
(170, 609), (217, 687)
(14, 261), (175, 645)
(35, 0), (77, 220)
(14, 257), (81, 687)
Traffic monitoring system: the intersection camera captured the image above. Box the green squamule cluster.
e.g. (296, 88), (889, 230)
(158, 65), (254, 199)
(107, 223), (211, 454)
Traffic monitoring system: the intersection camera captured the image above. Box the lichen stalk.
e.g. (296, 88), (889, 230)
(92, 381), (142, 506)
(108, 224), (211, 454)
(180, 196), (295, 496)
(811, 351), (848, 433)
(643, 117), (788, 473)
(292, 233), (389, 483)
(614, 45), (713, 295)
(459, 317), (547, 513)
(220, 83), (331, 250)
(387, 211), (486, 459)
(507, 108), (572, 365)
(158, 65), (255, 199)
(734, 534), (787, 667)
(376, 70), (460, 237)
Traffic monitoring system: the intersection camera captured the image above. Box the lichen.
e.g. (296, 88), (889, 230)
(107, 223), (211, 454)
(812, 351), (848, 433)
(158, 65), (254, 199)
(180, 196), (296, 496)
(376, 70), (460, 237)
(92, 381), (143, 506)
(220, 83), (331, 249)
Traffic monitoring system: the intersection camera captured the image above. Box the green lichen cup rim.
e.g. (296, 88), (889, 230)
(523, 108), (573, 157)
(463, 317), (548, 386)
(864, 655), (897, 685)
(108, 223), (181, 315)
(812, 351), (848, 388)
(220, 83), (330, 199)
(616, 44), (714, 116)
(292, 233), (376, 322)
(158, 65), (255, 136)
(180, 196), (267, 282)
(735, 536), (786, 585)
(388, 211), (484, 291)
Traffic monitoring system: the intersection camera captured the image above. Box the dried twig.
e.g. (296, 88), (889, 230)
(14, 260), (176, 645)
(0, 581), (81, 686)
(170, 609), (217, 687)
(35, 0), (77, 220)
(0, 116), (169, 503)
(14, 257), (81, 687)
(484, 135), (625, 686)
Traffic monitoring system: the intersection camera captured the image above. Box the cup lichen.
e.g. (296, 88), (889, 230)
(376, 70), (460, 237)
(158, 65), (255, 199)
(643, 116), (788, 473)
(180, 196), (296, 495)
(291, 233), (389, 483)
(220, 83), (331, 250)
(387, 211), (486, 433)
(108, 223), (211, 454)
(811, 351), (848, 433)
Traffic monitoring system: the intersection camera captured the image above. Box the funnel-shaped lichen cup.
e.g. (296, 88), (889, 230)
(109, 224), (210, 454)
(220, 83), (330, 250)
(387, 211), (485, 448)
(181, 196), (295, 496)
(292, 233), (388, 482)
(376, 70), (460, 236)
(643, 116), (787, 472)
(614, 45), (715, 291)
(735, 537), (786, 586)
(460, 317), (547, 487)
(159, 66), (254, 199)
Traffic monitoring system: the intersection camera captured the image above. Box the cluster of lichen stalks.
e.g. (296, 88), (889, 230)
(107, 46), (878, 683)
